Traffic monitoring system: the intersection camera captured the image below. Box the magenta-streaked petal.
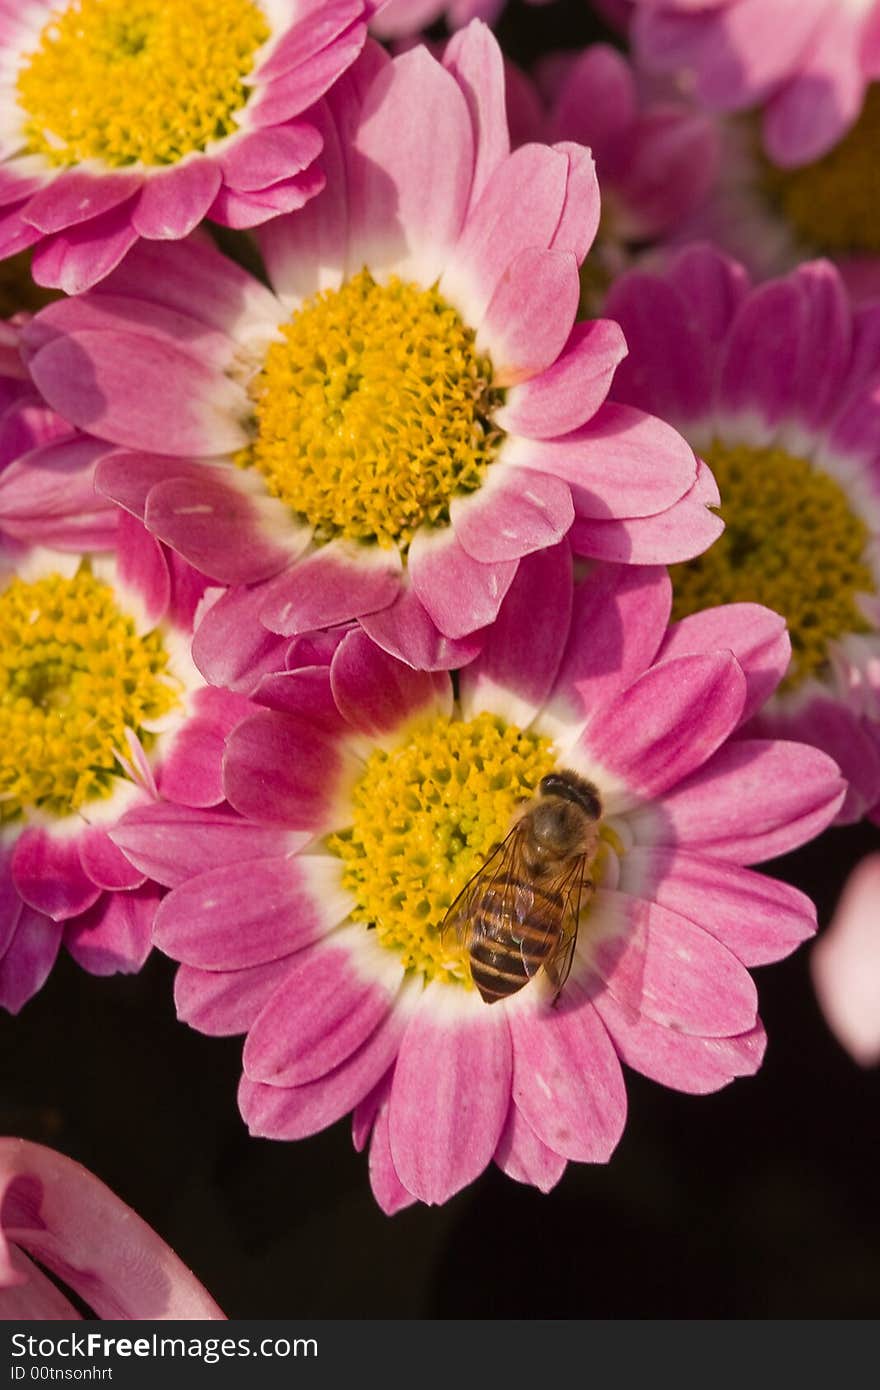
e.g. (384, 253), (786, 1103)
(546, 564), (671, 730)
(511, 402), (697, 521)
(594, 992), (767, 1095)
(30, 203), (140, 294)
(78, 828), (146, 892)
(509, 985), (626, 1162)
(0, 1138), (224, 1318)
(12, 830), (102, 923)
(622, 847), (816, 967)
(330, 627), (451, 738)
(252, 668), (349, 737)
(153, 855), (349, 969)
(0, 436), (116, 552)
(110, 803), (304, 889)
(132, 159), (222, 240)
(665, 243), (750, 345)
(494, 1103), (567, 1193)
(460, 541), (571, 727)
(368, 1102), (418, 1216)
(451, 464), (573, 564)
(244, 929), (404, 1086)
(240, 997), (410, 1140)
(443, 21), (509, 213)
(358, 580), (485, 671)
(156, 687), (253, 810)
(0, 909), (62, 1015)
(191, 582), (290, 695)
(628, 739), (847, 864)
(348, 46), (473, 283)
(478, 247), (579, 387)
(145, 474), (301, 585)
(223, 710), (357, 828)
(64, 883), (160, 976)
(659, 603), (791, 727)
(593, 891), (759, 1037)
(174, 958), (293, 1038)
(408, 525), (517, 639)
(496, 320), (627, 440)
(577, 653), (746, 809)
(812, 855), (880, 1066)
(388, 986), (512, 1205)
(751, 694), (880, 826)
(23, 171), (144, 235)
(30, 333), (247, 456)
(570, 455), (723, 564)
(258, 539), (401, 636)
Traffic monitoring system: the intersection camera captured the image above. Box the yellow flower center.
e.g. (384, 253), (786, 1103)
(327, 711), (558, 986)
(0, 568), (182, 822)
(239, 269), (504, 551)
(759, 86), (880, 253)
(16, 0), (270, 168)
(671, 440), (875, 691)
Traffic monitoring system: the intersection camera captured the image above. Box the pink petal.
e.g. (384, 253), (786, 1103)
(593, 891), (759, 1037)
(152, 855), (345, 968)
(78, 828), (146, 892)
(595, 992), (768, 1095)
(460, 540), (572, 728)
(12, 830), (102, 923)
(812, 855), (880, 1066)
(496, 319), (627, 440)
(443, 21), (510, 213)
(622, 847), (817, 967)
(191, 582), (290, 696)
(628, 739), (847, 864)
(223, 710), (357, 828)
(0, 436), (117, 552)
(330, 627), (451, 737)
(494, 1103), (567, 1193)
(606, 269), (715, 426)
(659, 603), (791, 727)
(30, 203), (141, 294)
(368, 1102), (418, 1215)
(451, 464), (573, 564)
(577, 652), (746, 809)
(0, 1138), (224, 1318)
(0, 1246), (81, 1320)
(220, 124), (322, 193)
(157, 687), (253, 809)
(570, 455), (723, 564)
(358, 579), (485, 670)
(0, 909), (62, 1015)
(407, 525), (517, 639)
(243, 930), (404, 1086)
(145, 474), (301, 585)
(549, 141), (600, 263)
(64, 883), (161, 976)
(388, 986), (512, 1205)
(132, 159), (222, 240)
(751, 693), (880, 826)
(174, 958), (292, 1038)
(23, 171), (144, 235)
(258, 540), (402, 636)
(478, 246), (579, 387)
(207, 167), (325, 230)
(110, 803), (303, 889)
(509, 985), (627, 1162)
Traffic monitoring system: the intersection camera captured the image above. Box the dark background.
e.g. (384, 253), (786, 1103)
(3, 0), (880, 1320)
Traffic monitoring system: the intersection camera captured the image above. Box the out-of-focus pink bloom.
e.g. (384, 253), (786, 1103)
(0, 1138), (224, 1319)
(0, 0), (372, 292)
(812, 854), (880, 1066)
(136, 545), (844, 1212)
(631, 0), (880, 167)
(607, 245), (880, 824)
(371, 0), (551, 39)
(22, 29), (718, 677)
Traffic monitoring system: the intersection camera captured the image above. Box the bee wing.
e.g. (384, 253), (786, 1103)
(440, 826), (525, 954)
(544, 856), (590, 999)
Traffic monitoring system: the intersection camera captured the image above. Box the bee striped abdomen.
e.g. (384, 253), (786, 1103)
(468, 874), (563, 1004)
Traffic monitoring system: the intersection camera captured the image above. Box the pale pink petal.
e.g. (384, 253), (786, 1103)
(478, 247), (579, 387)
(812, 855), (880, 1066)
(450, 464), (573, 564)
(174, 958), (293, 1038)
(659, 603), (791, 727)
(0, 436), (117, 552)
(110, 803), (303, 889)
(496, 320), (627, 440)
(443, 20), (510, 213)
(388, 985), (512, 1205)
(0, 1246), (81, 1320)
(570, 456), (723, 564)
(23, 171), (144, 235)
(494, 1103), (567, 1193)
(407, 525), (517, 638)
(220, 124), (323, 193)
(368, 1101), (418, 1215)
(549, 142), (600, 263)
(595, 992), (768, 1094)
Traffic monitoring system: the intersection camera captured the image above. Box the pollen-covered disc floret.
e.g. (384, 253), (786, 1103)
(759, 87), (880, 254)
(328, 711), (557, 984)
(16, 0), (270, 168)
(671, 441), (875, 691)
(0, 567), (181, 821)
(241, 270), (505, 550)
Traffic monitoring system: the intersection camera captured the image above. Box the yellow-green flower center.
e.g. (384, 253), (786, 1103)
(0, 568), (182, 822)
(239, 269), (505, 551)
(759, 85), (880, 253)
(16, 0), (270, 168)
(671, 440), (876, 691)
(327, 712), (557, 986)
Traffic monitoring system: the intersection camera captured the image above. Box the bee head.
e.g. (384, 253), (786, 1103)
(528, 798), (588, 858)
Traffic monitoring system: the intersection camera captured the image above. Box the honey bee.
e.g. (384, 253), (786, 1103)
(441, 770), (602, 1005)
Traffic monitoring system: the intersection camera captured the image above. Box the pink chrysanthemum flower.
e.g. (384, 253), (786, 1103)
(812, 853), (880, 1067)
(631, 0), (880, 168)
(125, 545), (844, 1211)
(606, 245), (880, 822)
(505, 45), (719, 307)
(0, 0), (372, 293)
(0, 515), (252, 1013)
(0, 1138), (224, 1318)
(22, 29), (718, 673)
